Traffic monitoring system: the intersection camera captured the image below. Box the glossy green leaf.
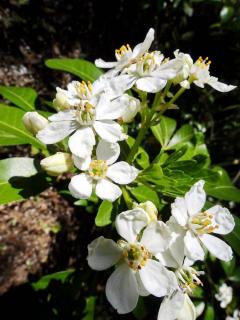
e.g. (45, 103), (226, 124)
(0, 86), (36, 111)
(31, 270), (74, 291)
(0, 105), (46, 149)
(204, 305), (215, 320)
(45, 59), (103, 82)
(130, 185), (161, 209)
(225, 215), (240, 257)
(0, 157), (48, 205)
(167, 124), (194, 150)
(95, 200), (113, 227)
(151, 116), (176, 148)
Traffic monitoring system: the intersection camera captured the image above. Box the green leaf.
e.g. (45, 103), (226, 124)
(151, 116), (176, 148)
(82, 297), (96, 320)
(204, 305), (215, 320)
(205, 167), (240, 202)
(95, 200), (113, 227)
(31, 269), (74, 291)
(126, 136), (149, 169)
(140, 164), (163, 184)
(167, 124), (194, 150)
(0, 105), (46, 149)
(225, 215), (240, 257)
(0, 157), (38, 180)
(0, 157), (48, 205)
(45, 59), (103, 82)
(130, 185), (161, 209)
(0, 86), (36, 111)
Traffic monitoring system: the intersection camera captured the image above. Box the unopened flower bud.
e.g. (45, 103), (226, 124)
(23, 112), (48, 135)
(173, 50), (193, 85)
(133, 201), (158, 222)
(122, 96), (141, 123)
(40, 152), (73, 176)
(53, 89), (71, 111)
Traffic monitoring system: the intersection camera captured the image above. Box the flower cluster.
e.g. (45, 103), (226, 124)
(21, 28), (237, 318)
(87, 181), (235, 318)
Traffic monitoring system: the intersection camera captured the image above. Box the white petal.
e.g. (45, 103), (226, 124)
(96, 140), (120, 165)
(95, 58), (118, 69)
(37, 121), (77, 144)
(156, 250), (179, 269)
(184, 230), (205, 262)
(93, 120), (123, 142)
(185, 180), (206, 216)
(141, 221), (172, 254)
(206, 205), (235, 235)
(95, 94), (128, 120)
(68, 173), (93, 199)
(139, 259), (178, 297)
(107, 161), (139, 184)
(106, 74), (136, 98)
(208, 77), (237, 92)
(95, 178), (122, 202)
(132, 28), (155, 58)
(72, 154), (91, 171)
(169, 232), (185, 267)
(68, 127), (96, 158)
(87, 236), (122, 271)
(106, 264), (139, 314)
(157, 291), (184, 320)
(135, 272), (150, 296)
(199, 234), (233, 261)
(115, 208), (149, 243)
(48, 110), (75, 121)
(177, 294), (197, 320)
(171, 197), (189, 226)
(136, 77), (167, 93)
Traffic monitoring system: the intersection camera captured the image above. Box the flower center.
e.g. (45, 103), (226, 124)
(190, 211), (219, 235)
(175, 267), (203, 294)
(120, 242), (151, 271)
(75, 81), (92, 100)
(195, 56), (211, 69)
(115, 44), (132, 60)
(75, 102), (95, 125)
(88, 160), (108, 179)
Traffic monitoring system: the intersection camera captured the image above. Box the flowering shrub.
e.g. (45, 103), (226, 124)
(0, 28), (239, 319)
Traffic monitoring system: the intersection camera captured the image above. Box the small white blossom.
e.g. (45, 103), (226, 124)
(215, 283), (233, 308)
(37, 80), (128, 158)
(87, 208), (178, 314)
(68, 140), (139, 202)
(170, 180), (235, 262)
(95, 28), (155, 73)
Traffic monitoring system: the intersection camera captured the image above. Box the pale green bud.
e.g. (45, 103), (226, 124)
(133, 201), (158, 222)
(23, 112), (48, 135)
(40, 152), (73, 176)
(53, 91), (71, 111)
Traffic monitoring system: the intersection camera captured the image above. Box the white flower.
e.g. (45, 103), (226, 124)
(68, 140), (139, 202)
(37, 80), (127, 158)
(215, 283), (233, 308)
(95, 28), (155, 73)
(226, 310), (240, 320)
(23, 111), (48, 135)
(171, 180), (235, 262)
(158, 291), (197, 320)
(190, 56), (236, 92)
(120, 94), (141, 123)
(40, 152), (73, 176)
(87, 208), (178, 314)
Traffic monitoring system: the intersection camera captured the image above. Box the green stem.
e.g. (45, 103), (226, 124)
(121, 186), (133, 209)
